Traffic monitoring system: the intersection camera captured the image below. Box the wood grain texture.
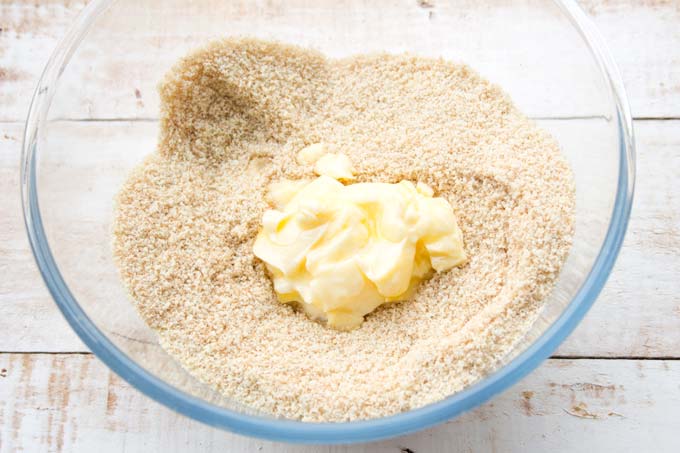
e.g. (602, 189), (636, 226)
(0, 1), (679, 451)
(0, 0), (679, 121)
(556, 119), (680, 357)
(0, 1), (88, 122)
(580, 0), (680, 118)
(2, 354), (679, 452)
(0, 127), (85, 352)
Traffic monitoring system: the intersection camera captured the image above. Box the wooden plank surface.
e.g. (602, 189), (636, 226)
(557, 119), (680, 357)
(1, 0), (680, 121)
(2, 354), (680, 452)
(0, 128), (85, 352)
(1, 0), (679, 451)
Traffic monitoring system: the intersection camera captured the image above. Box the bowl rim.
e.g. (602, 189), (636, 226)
(20, 0), (635, 444)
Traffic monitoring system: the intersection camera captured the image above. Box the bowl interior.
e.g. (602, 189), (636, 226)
(28, 0), (625, 440)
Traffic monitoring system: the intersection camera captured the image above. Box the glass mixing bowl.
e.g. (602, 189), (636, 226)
(21, 0), (634, 444)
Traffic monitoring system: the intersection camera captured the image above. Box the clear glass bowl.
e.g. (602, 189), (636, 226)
(21, 0), (635, 444)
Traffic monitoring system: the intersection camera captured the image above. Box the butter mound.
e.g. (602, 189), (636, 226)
(253, 145), (467, 330)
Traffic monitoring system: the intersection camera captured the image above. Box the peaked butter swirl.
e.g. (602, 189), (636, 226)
(253, 144), (467, 330)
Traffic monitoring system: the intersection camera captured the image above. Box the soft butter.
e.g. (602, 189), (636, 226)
(253, 145), (467, 330)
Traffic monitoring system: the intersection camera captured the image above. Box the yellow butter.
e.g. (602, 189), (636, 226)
(253, 147), (467, 330)
(314, 153), (355, 181)
(297, 143), (328, 165)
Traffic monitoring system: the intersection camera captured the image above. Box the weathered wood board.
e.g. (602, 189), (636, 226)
(1, 1), (680, 121)
(1, 0), (680, 452)
(2, 355), (679, 453)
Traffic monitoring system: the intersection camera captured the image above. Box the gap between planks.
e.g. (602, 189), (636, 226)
(6, 115), (679, 124)
(4, 352), (680, 360)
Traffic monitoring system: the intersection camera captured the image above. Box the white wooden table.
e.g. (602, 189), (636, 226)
(1, 1), (679, 451)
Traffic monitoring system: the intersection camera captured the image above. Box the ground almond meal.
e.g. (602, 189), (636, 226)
(113, 38), (575, 422)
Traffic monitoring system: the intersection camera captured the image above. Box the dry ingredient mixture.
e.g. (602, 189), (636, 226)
(113, 38), (575, 422)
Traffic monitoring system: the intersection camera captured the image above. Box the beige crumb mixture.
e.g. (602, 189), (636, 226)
(113, 38), (575, 422)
